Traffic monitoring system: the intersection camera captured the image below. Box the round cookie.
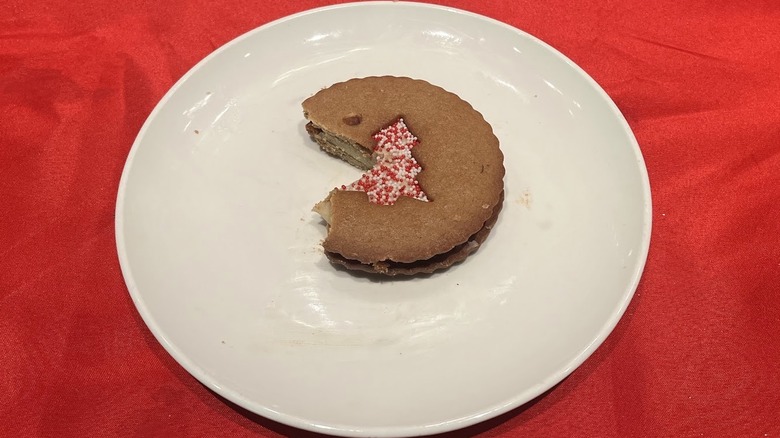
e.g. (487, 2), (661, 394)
(303, 76), (504, 274)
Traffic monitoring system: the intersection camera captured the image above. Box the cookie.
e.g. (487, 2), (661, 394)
(303, 76), (504, 275)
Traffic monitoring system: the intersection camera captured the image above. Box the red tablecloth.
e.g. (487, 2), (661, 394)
(3, 0), (779, 436)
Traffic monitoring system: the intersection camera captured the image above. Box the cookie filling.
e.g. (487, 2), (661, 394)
(305, 122), (374, 170)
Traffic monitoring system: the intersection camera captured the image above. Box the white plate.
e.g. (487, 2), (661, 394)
(116, 2), (651, 436)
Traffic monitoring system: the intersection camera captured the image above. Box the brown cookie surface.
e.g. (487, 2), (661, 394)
(303, 76), (505, 270)
(326, 191), (504, 276)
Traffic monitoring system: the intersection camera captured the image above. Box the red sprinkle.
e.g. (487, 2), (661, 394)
(340, 119), (428, 205)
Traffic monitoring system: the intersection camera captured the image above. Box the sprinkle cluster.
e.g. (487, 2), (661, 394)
(340, 119), (428, 205)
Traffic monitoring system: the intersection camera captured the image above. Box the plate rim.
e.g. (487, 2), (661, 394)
(115, 1), (653, 436)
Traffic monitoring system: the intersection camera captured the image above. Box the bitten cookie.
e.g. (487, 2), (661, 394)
(303, 76), (504, 275)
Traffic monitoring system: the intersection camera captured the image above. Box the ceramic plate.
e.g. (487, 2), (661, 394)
(116, 2), (651, 436)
